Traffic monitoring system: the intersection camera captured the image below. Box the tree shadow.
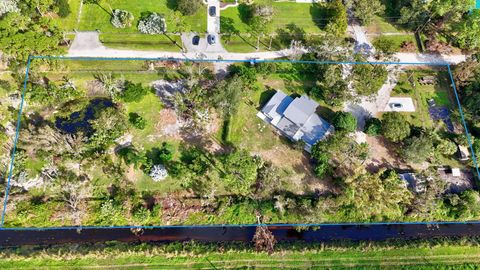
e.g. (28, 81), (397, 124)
(276, 23), (306, 47)
(258, 88), (277, 109)
(166, 0), (177, 11)
(145, 147), (161, 165)
(238, 3), (253, 24)
(309, 3), (327, 30)
(95, 3), (112, 17)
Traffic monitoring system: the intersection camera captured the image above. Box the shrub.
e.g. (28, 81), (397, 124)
(138, 12), (167, 34)
(111, 9), (134, 28)
(55, 0), (71, 18)
(158, 142), (175, 163)
(177, 0), (203, 16)
(373, 37), (398, 56)
(332, 111), (357, 133)
(364, 117), (382, 136)
(120, 81), (149, 102)
(381, 112), (411, 142)
(0, 0), (19, 17)
(128, 112), (146, 130)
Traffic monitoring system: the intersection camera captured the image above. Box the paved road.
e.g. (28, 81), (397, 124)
(69, 32), (467, 63)
(2, 223), (480, 247)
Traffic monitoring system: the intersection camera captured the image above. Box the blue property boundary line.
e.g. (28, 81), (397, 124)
(0, 56), (479, 230)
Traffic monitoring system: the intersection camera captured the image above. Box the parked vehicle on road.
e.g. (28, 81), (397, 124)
(192, 35), (200, 45)
(209, 6), (216, 16)
(207, 34), (216, 45)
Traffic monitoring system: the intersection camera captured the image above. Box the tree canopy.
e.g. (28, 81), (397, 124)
(381, 112), (411, 142)
(332, 111), (357, 133)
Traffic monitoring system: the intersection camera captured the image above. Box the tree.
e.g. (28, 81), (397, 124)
(444, 190), (480, 220)
(339, 169), (412, 221)
(111, 9), (134, 28)
(249, 4), (274, 33)
(0, 13), (64, 61)
(176, 0), (202, 16)
(451, 10), (480, 51)
(400, 134), (434, 163)
(221, 150), (260, 196)
(364, 117), (382, 136)
(158, 142), (175, 163)
(435, 139), (457, 156)
(89, 107), (128, 150)
(332, 111), (357, 133)
(352, 62), (388, 97)
(373, 36), (398, 56)
(213, 75), (245, 118)
(453, 57), (479, 87)
(313, 152), (330, 178)
(381, 112), (411, 142)
(352, 0), (385, 25)
(324, 0), (347, 36)
(150, 164), (168, 181)
(313, 64), (350, 107)
(120, 81), (149, 102)
(128, 112), (146, 129)
(56, 0), (70, 18)
(138, 12), (167, 34)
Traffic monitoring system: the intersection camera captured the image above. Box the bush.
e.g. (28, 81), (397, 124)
(373, 37), (398, 56)
(332, 111), (357, 133)
(364, 117), (382, 136)
(176, 0), (203, 16)
(138, 12), (167, 34)
(381, 112), (410, 142)
(128, 112), (146, 129)
(120, 81), (149, 102)
(111, 9), (134, 28)
(158, 142), (175, 163)
(0, 0), (19, 17)
(55, 0), (71, 18)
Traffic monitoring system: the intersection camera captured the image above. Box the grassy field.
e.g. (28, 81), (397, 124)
(221, 2), (325, 35)
(373, 34), (418, 52)
(51, 0), (82, 31)
(2, 241), (480, 269)
(99, 33), (182, 51)
(78, 0), (206, 33)
(391, 69), (453, 129)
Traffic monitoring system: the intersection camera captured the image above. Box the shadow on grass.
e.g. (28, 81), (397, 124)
(258, 88), (277, 109)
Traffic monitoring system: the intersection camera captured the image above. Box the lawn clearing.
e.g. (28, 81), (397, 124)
(99, 34), (182, 51)
(51, 0), (82, 31)
(78, 0), (206, 33)
(372, 34), (418, 52)
(391, 69), (453, 128)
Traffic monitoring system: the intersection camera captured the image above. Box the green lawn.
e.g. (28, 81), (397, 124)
(373, 34), (418, 52)
(51, 0), (82, 31)
(99, 33), (182, 51)
(391, 70), (453, 128)
(78, 0), (206, 33)
(366, 15), (408, 34)
(3, 242), (480, 269)
(221, 2), (325, 35)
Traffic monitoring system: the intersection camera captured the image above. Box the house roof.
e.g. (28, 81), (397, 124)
(300, 114), (332, 146)
(276, 117), (299, 138)
(262, 91), (293, 120)
(282, 96), (318, 127)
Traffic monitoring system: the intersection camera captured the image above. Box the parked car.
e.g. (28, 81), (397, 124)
(207, 34), (216, 45)
(209, 6), (216, 16)
(192, 35), (200, 45)
(390, 103), (403, 109)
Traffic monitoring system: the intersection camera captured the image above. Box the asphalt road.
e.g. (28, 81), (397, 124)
(2, 223), (480, 247)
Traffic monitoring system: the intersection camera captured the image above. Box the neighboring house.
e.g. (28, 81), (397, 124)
(399, 173), (426, 193)
(257, 90), (333, 152)
(458, 145), (470, 161)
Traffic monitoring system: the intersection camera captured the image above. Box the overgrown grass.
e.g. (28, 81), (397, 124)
(373, 34), (417, 52)
(2, 239), (480, 269)
(99, 33), (182, 51)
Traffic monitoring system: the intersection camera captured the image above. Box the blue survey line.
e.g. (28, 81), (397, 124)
(1, 56), (32, 227)
(31, 55), (450, 66)
(447, 65), (480, 179)
(1, 56), (478, 230)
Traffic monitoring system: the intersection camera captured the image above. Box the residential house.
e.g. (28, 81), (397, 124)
(257, 90), (333, 152)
